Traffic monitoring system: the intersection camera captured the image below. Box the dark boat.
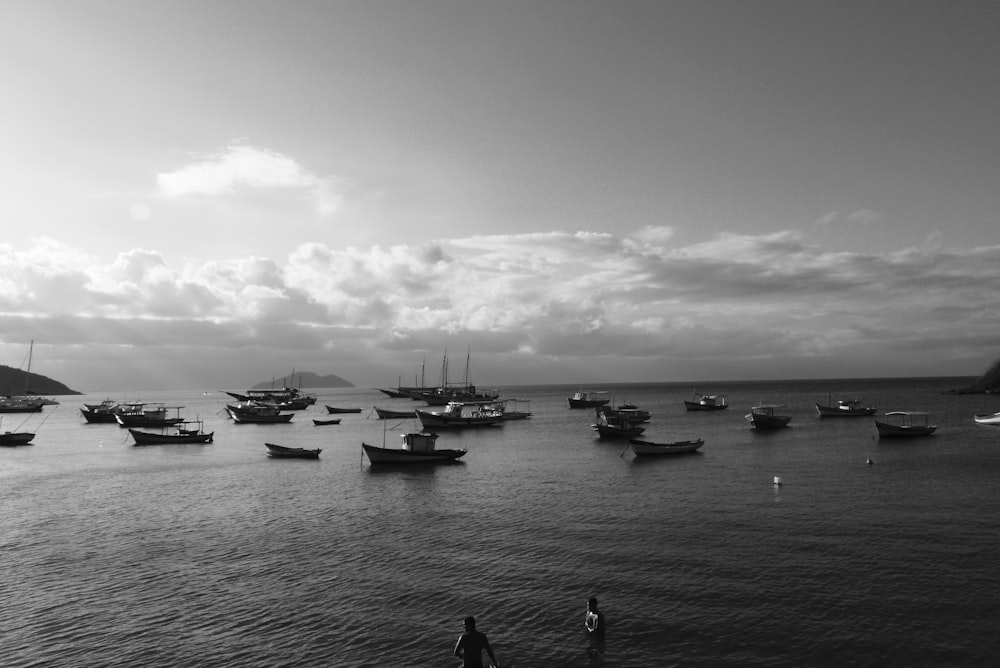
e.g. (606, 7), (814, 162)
(629, 438), (704, 456)
(374, 406), (417, 419)
(129, 423), (214, 445)
(683, 391), (728, 411)
(0, 431), (35, 446)
(80, 399), (121, 423)
(265, 443), (321, 459)
(114, 403), (186, 428)
(593, 406), (645, 439)
(325, 405), (363, 414)
(815, 397), (877, 417)
(568, 390), (610, 409)
(362, 432), (466, 464)
(745, 404), (792, 430)
(312, 418), (341, 426)
(226, 403), (294, 424)
(874, 411), (937, 438)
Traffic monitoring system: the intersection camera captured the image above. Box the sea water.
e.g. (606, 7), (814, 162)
(2, 377), (999, 667)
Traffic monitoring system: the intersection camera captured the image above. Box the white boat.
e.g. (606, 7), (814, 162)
(415, 402), (504, 429)
(362, 432), (466, 464)
(629, 438), (704, 456)
(973, 411), (1000, 425)
(683, 391), (728, 411)
(875, 412), (937, 438)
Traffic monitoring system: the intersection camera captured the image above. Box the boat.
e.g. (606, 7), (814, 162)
(683, 391), (728, 411)
(325, 405), (363, 414)
(815, 396), (877, 417)
(973, 411), (1000, 425)
(603, 403), (650, 423)
(593, 406), (646, 439)
(0, 430), (35, 446)
(499, 398), (533, 420)
(875, 412), (937, 438)
(128, 422), (214, 445)
(224, 386), (316, 410)
(415, 401), (504, 429)
(80, 399), (122, 423)
(265, 443), (321, 459)
(377, 387), (411, 399)
(362, 432), (466, 464)
(410, 349), (500, 406)
(568, 389), (611, 409)
(745, 404), (792, 430)
(1, 341), (52, 413)
(629, 438), (704, 456)
(114, 403), (186, 428)
(226, 403), (294, 424)
(312, 418), (341, 426)
(374, 406), (417, 420)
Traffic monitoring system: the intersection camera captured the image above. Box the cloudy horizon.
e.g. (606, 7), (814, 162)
(4, 1), (999, 393)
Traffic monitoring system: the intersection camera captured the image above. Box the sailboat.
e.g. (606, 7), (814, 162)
(1, 340), (49, 413)
(409, 349), (499, 405)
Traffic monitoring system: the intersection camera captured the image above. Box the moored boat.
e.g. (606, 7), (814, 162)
(374, 406), (417, 419)
(745, 404), (792, 430)
(875, 411), (937, 438)
(114, 403), (186, 428)
(815, 397), (877, 417)
(128, 422), (214, 445)
(312, 418), (341, 426)
(415, 402), (504, 429)
(226, 403), (295, 424)
(629, 438), (704, 456)
(265, 442), (321, 459)
(593, 406), (646, 439)
(362, 432), (466, 464)
(683, 391), (728, 411)
(973, 411), (1000, 425)
(80, 399), (121, 423)
(326, 405), (363, 414)
(0, 430), (35, 446)
(568, 390), (610, 409)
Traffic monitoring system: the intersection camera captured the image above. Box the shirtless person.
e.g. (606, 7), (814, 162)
(454, 616), (497, 668)
(585, 597), (605, 653)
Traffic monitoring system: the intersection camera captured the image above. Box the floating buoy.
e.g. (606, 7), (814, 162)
(773, 476), (783, 486)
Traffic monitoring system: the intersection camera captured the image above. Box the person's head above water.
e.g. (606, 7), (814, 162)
(464, 616), (476, 631)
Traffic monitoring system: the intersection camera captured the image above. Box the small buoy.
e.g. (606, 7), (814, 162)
(773, 476), (783, 486)
(866, 458), (874, 466)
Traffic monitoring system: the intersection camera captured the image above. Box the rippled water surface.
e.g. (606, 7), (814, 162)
(3, 378), (999, 667)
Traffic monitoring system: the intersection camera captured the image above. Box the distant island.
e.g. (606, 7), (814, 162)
(0, 365), (81, 395)
(251, 372), (354, 389)
(953, 356), (1000, 394)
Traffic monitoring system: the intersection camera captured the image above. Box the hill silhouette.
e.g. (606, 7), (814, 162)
(0, 365), (81, 395)
(251, 371), (354, 389)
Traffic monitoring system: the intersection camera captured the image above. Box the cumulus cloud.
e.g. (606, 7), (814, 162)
(157, 143), (343, 215)
(4, 229), (1000, 389)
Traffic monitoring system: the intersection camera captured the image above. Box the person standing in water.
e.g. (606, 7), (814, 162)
(585, 597), (605, 653)
(454, 615), (498, 668)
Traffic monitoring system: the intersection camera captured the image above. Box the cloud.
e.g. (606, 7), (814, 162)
(3, 230), (1000, 389)
(156, 143), (343, 215)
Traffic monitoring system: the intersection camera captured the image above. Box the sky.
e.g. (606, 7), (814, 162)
(2, 0), (1000, 393)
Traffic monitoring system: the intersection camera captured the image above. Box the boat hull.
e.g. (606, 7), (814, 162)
(362, 443), (466, 464)
(683, 400), (728, 411)
(312, 418), (341, 426)
(129, 429), (214, 445)
(875, 423), (937, 438)
(265, 443), (321, 459)
(630, 438), (704, 456)
(815, 403), (877, 417)
(0, 432), (35, 446)
(326, 406), (363, 414)
(746, 413), (792, 429)
(594, 423), (645, 439)
(973, 412), (1000, 425)
(227, 406), (294, 423)
(374, 407), (416, 419)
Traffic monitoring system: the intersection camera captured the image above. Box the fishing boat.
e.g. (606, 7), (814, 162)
(128, 422), (214, 445)
(629, 438), (704, 456)
(374, 406), (417, 420)
(0, 429), (35, 446)
(603, 403), (650, 423)
(312, 418), (341, 426)
(499, 399), (533, 420)
(114, 403), (186, 428)
(265, 443), (321, 459)
(815, 396), (877, 417)
(226, 403), (294, 424)
(875, 412), (937, 438)
(362, 432), (466, 464)
(593, 406), (646, 439)
(683, 391), (728, 411)
(410, 349), (500, 406)
(568, 389), (611, 409)
(225, 386), (316, 410)
(377, 387), (411, 399)
(973, 411), (1000, 425)
(325, 405), (363, 414)
(415, 402), (504, 429)
(80, 399), (121, 423)
(745, 404), (792, 430)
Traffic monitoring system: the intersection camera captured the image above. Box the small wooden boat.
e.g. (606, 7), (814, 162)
(629, 438), (704, 456)
(683, 391), (728, 411)
(312, 418), (341, 426)
(374, 406), (416, 420)
(815, 397), (877, 417)
(875, 412), (937, 438)
(80, 399), (121, 423)
(326, 405), (363, 414)
(129, 421), (214, 445)
(0, 431), (35, 446)
(568, 390), (610, 409)
(265, 443), (322, 459)
(973, 411), (1000, 425)
(226, 403), (294, 424)
(745, 404), (792, 430)
(593, 406), (645, 439)
(114, 403), (186, 428)
(499, 399), (533, 420)
(362, 432), (466, 464)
